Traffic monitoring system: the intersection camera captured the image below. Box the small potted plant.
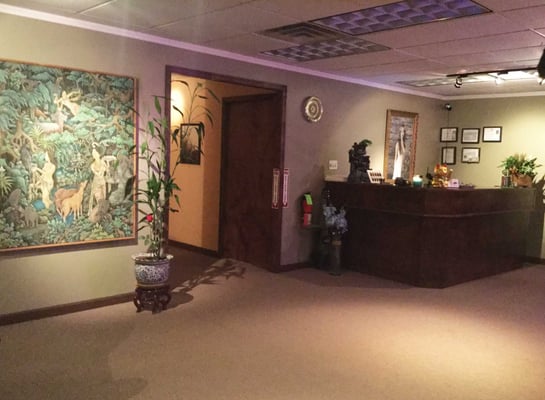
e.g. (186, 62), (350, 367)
(499, 153), (541, 187)
(323, 203), (348, 275)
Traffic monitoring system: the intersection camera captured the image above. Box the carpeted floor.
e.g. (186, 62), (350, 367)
(1, 252), (544, 400)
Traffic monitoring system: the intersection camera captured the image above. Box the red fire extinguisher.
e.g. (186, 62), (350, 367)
(301, 192), (313, 227)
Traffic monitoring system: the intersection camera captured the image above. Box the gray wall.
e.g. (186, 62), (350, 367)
(0, 13), (542, 315)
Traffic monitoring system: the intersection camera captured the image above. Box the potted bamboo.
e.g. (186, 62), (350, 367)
(132, 81), (218, 287)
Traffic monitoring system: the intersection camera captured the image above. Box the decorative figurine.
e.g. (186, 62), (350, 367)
(347, 139), (372, 183)
(432, 163), (452, 187)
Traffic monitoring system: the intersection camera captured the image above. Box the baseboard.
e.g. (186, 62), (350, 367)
(0, 292), (134, 326)
(268, 262), (311, 273)
(525, 256), (545, 265)
(168, 240), (219, 258)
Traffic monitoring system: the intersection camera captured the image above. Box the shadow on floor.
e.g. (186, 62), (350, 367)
(165, 245), (246, 309)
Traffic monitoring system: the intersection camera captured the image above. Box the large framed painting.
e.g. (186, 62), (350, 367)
(383, 110), (419, 181)
(0, 59), (137, 253)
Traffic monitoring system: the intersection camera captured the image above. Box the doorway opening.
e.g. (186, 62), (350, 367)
(165, 66), (286, 270)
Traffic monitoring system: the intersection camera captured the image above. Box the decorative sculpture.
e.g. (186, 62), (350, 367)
(432, 163), (452, 187)
(347, 139), (372, 183)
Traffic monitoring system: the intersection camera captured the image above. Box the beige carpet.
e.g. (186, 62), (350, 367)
(1, 256), (544, 400)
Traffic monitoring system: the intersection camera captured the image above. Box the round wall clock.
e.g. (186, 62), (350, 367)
(302, 96), (323, 122)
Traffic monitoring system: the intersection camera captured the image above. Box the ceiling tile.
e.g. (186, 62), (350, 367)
(500, 5), (545, 29)
(0, 0), (105, 14)
(150, 18), (242, 44)
(249, 0), (383, 21)
(302, 50), (418, 69)
(363, 13), (527, 48)
(194, 5), (301, 34)
(477, 0), (545, 12)
(435, 46), (543, 68)
(204, 33), (298, 56)
(340, 59), (448, 77)
(80, 0), (252, 29)
(401, 31), (545, 58)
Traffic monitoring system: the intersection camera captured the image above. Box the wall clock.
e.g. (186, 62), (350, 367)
(302, 96), (323, 122)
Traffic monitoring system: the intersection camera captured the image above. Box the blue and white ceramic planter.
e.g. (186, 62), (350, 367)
(132, 253), (172, 286)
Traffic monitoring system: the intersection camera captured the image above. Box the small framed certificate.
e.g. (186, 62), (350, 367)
(441, 147), (456, 165)
(440, 127), (458, 142)
(482, 126), (502, 142)
(461, 128), (479, 143)
(462, 147), (480, 163)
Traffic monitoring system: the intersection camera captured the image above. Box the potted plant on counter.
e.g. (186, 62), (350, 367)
(499, 153), (541, 187)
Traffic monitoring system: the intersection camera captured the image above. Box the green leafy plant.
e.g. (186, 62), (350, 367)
(499, 153), (541, 178)
(171, 79), (219, 164)
(133, 81), (218, 259)
(172, 79), (219, 126)
(0, 166), (13, 198)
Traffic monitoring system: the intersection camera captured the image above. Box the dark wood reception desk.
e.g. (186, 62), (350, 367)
(326, 181), (536, 288)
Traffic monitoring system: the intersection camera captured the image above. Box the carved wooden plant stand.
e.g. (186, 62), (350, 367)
(133, 284), (171, 313)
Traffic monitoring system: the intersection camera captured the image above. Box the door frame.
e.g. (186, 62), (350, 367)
(165, 66), (287, 269)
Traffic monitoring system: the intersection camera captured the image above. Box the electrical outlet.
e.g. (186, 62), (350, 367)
(328, 160), (338, 170)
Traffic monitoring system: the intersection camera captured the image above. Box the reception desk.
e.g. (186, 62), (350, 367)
(326, 181), (535, 288)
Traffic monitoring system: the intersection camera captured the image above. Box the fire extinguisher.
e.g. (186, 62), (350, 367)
(301, 192), (313, 227)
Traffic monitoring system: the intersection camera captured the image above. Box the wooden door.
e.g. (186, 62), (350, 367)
(220, 93), (284, 269)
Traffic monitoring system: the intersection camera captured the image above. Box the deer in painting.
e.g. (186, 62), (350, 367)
(36, 109), (67, 134)
(60, 181), (87, 223)
(55, 187), (79, 216)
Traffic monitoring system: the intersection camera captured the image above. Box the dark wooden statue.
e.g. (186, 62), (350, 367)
(347, 139), (372, 183)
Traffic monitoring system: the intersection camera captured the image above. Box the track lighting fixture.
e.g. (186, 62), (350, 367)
(538, 48), (545, 80)
(448, 68), (539, 89)
(454, 76), (463, 88)
(494, 73), (505, 85)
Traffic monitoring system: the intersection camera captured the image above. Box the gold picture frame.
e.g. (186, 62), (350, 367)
(0, 58), (137, 253)
(383, 110), (419, 181)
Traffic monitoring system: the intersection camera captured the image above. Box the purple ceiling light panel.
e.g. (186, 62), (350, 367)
(262, 37), (389, 62)
(312, 0), (491, 35)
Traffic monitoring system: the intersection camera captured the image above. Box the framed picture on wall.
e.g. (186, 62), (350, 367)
(441, 147), (456, 165)
(482, 126), (502, 142)
(383, 109), (419, 181)
(179, 123), (203, 165)
(461, 128), (480, 143)
(440, 127), (458, 142)
(0, 58), (137, 254)
(462, 147), (481, 163)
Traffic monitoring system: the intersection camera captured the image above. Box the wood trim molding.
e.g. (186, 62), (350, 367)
(168, 240), (219, 258)
(0, 293), (133, 326)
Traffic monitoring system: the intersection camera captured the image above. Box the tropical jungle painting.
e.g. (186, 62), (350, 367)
(0, 59), (136, 252)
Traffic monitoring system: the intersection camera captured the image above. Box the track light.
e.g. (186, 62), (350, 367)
(454, 76), (463, 88)
(538, 48), (545, 80)
(448, 68), (538, 89)
(494, 73), (505, 85)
